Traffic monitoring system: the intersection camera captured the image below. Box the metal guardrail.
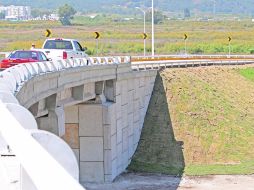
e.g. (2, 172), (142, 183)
(131, 59), (254, 71)
(131, 54), (254, 61)
(0, 56), (130, 190)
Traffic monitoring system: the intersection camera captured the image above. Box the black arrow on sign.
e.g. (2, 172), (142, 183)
(95, 32), (100, 39)
(143, 33), (147, 40)
(184, 33), (188, 40)
(228, 36), (232, 42)
(45, 29), (52, 38)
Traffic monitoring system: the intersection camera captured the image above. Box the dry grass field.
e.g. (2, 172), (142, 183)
(129, 66), (254, 175)
(1, 18), (254, 56)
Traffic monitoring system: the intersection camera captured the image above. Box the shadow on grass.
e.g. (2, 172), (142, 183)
(128, 71), (185, 189)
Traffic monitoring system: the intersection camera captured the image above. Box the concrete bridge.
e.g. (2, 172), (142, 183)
(0, 57), (156, 189)
(1, 55), (254, 189)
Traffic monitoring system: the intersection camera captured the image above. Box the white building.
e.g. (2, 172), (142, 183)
(0, 5), (31, 20)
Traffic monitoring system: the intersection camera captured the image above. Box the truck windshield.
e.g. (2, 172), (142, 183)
(44, 40), (73, 50)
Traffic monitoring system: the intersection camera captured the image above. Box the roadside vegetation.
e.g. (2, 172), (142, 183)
(129, 66), (254, 175)
(1, 17), (254, 55)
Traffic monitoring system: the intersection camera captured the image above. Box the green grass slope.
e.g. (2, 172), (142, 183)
(129, 66), (254, 175)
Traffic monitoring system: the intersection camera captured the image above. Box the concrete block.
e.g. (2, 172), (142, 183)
(133, 106), (140, 123)
(80, 137), (103, 161)
(116, 119), (122, 144)
(134, 79), (140, 100)
(103, 125), (111, 150)
(72, 148), (79, 163)
(139, 87), (145, 109)
(111, 158), (117, 180)
(111, 134), (117, 160)
(117, 143), (123, 168)
(115, 95), (121, 120)
(80, 162), (104, 183)
(117, 165), (124, 176)
(105, 174), (113, 183)
(127, 113), (134, 137)
(139, 77), (145, 87)
(65, 105), (79, 124)
(58, 72), (83, 88)
(133, 123), (141, 145)
(79, 104), (103, 137)
(104, 150), (112, 175)
(104, 80), (115, 102)
(127, 90), (134, 114)
(36, 111), (59, 135)
(34, 78), (57, 97)
(57, 88), (72, 103)
(83, 82), (95, 99)
(121, 87), (128, 106)
(122, 127), (128, 152)
(63, 124), (79, 149)
(121, 104), (128, 128)
(110, 107), (117, 136)
(115, 81), (121, 96)
(128, 135), (134, 159)
(144, 94), (151, 110)
(102, 103), (115, 125)
(122, 150), (129, 169)
(127, 78), (134, 91)
(72, 85), (84, 101)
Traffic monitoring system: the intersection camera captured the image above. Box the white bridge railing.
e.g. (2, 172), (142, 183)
(131, 59), (254, 71)
(0, 56), (130, 190)
(132, 54), (254, 60)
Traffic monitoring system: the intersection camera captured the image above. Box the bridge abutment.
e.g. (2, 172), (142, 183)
(63, 71), (156, 183)
(13, 62), (156, 183)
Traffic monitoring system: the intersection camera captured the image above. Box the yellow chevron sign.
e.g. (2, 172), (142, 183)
(143, 33), (148, 40)
(45, 29), (52, 38)
(94, 32), (100, 39)
(184, 33), (188, 40)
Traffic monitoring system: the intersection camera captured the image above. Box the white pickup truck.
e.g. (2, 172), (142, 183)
(35, 38), (88, 60)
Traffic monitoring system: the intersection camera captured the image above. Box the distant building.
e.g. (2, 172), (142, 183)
(48, 14), (60, 21)
(0, 5), (31, 20)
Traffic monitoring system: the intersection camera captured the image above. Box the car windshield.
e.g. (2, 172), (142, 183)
(44, 40), (73, 50)
(9, 51), (37, 60)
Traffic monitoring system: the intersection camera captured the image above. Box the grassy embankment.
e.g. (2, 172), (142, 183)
(129, 66), (254, 175)
(1, 18), (254, 55)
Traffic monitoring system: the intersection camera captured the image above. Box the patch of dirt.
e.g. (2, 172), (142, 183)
(83, 172), (254, 190)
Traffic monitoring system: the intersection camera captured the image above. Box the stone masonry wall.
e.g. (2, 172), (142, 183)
(63, 70), (156, 183)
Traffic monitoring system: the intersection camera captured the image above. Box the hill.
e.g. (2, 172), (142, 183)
(1, 0), (254, 14)
(129, 65), (254, 175)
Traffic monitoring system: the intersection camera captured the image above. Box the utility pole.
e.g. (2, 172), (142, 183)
(213, 0), (216, 19)
(136, 7), (146, 56)
(152, 0), (155, 57)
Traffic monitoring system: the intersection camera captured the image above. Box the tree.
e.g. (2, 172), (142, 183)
(146, 10), (166, 24)
(0, 12), (5, 20)
(31, 8), (52, 18)
(58, 4), (76, 25)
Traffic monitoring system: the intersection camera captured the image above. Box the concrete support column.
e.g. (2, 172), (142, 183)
(36, 94), (65, 136)
(64, 102), (116, 183)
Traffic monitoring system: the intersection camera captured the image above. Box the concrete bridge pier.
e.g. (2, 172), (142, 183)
(64, 102), (115, 183)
